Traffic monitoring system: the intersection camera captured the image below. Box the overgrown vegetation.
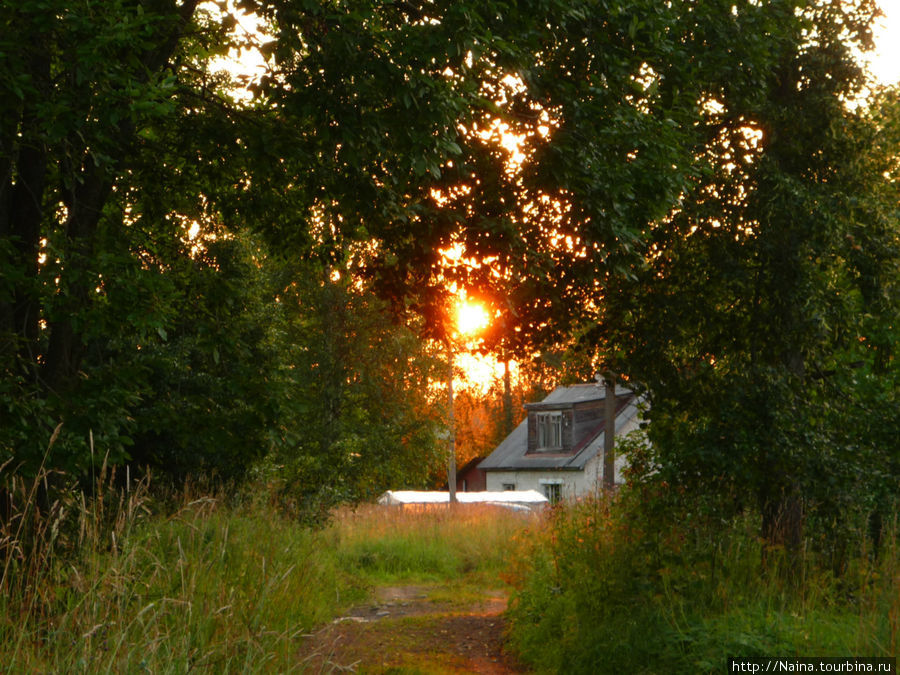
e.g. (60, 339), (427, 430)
(3, 1), (899, 668)
(506, 484), (899, 674)
(0, 468), (532, 672)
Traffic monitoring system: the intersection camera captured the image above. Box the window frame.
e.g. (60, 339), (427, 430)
(535, 411), (564, 450)
(543, 483), (562, 504)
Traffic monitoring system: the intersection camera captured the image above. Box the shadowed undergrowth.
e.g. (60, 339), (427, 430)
(504, 492), (900, 674)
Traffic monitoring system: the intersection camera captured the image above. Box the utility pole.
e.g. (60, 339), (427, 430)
(448, 343), (457, 504)
(444, 295), (488, 506)
(603, 373), (616, 490)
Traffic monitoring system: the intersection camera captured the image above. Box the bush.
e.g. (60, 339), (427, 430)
(505, 487), (900, 674)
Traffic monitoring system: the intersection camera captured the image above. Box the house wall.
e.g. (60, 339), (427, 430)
(484, 450), (634, 500)
(485, 457), (602, 501)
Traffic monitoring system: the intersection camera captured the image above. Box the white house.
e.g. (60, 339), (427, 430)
(477, 383), (644, 503)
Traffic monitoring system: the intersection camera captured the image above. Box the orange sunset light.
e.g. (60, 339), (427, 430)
(453, 298), (508, 394)
(455, 298), (490, 337)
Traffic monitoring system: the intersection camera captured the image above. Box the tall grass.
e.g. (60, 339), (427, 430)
(1, 470), (364, 672)
(327, 503), (535, 584)
(505, 493), (900, 674)
(0, 468), (534, 672)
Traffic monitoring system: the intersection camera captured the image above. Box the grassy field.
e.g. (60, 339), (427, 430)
(5, 470), (896, 674)
(0, 473), (535, 673)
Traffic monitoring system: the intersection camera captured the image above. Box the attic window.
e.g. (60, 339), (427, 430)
(536, 412), (564, 450)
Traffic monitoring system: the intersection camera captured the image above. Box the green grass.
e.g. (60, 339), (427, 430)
(2, 496), (358, 672)
(0, 477), (533, 673)
(504, 494), (900, 674)
(7, 469), (894, 674)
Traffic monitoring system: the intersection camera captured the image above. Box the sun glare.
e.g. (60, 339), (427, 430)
(454, 352), (517, 395)
(456, 299), (489, 337)
(870, 1), (900, 85)
(204, 1), (269, 100)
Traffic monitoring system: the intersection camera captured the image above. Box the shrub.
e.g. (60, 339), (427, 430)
(505, 488), (900, 674)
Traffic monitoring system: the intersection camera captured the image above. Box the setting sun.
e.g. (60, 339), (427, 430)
(455, 299), (490, 337)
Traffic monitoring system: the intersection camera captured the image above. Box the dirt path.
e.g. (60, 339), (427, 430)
(300, 584), (529, 674)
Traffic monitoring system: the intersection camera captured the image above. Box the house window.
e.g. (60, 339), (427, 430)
(502, 483), (516, 491)
(543, 483), (562, 504)
(536, 412), (564, 450)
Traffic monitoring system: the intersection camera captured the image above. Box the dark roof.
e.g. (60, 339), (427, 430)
(524, 383), (631, 409)
(478, 384), (641, 472)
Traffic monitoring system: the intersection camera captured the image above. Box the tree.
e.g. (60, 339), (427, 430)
(365, 0), (898, 549)
(125, 231), (286, 482)
(543, 0), (900, 549)
(262, 262), (446, 516)
(0, 0), (535, 481)
(3, 0), (895, 544)
(1, 0), (224, 474)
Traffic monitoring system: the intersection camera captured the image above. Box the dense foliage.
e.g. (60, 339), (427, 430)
(1, 0), (493, 500)
(2, 0), (898, 536)
(508, 0), (899, 549)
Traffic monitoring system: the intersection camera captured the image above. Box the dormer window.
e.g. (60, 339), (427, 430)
(536, 412), (564, 450)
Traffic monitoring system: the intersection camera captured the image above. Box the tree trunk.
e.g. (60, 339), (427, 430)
(603, 375), (616, 490)
(761, 489), (804, 581)
(448, 344), (457, 504)
(34, 1), (199, 393)
(42, 170), (114, 392)
(0, 43), (50, 375)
